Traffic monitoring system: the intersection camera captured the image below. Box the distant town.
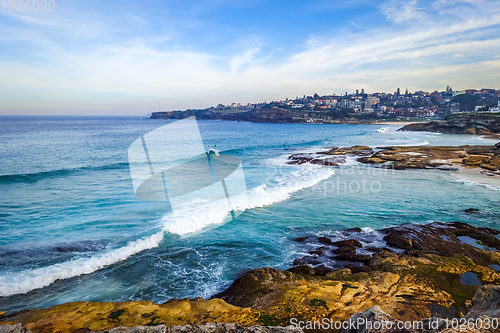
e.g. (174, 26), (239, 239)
(151, 87), (500, 123)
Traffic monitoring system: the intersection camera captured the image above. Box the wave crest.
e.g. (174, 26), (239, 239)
(0, 232), (164, 297)
(162, 165), (334, 235)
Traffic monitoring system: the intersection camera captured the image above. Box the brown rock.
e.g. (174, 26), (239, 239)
(464, 127), (477, 134)
(319, 145), (373, 156)
(291, 236), (309, 242)
(465, 145), (497, 155)
(286, 266), (315, 276)
(334, 254), (371, 263)
(365, 247), (393, 253)
(383, 232), (412, 250)
(356, 144), (499, 173)
(332, 246), (357, 254)
(333, 239), (363, 248)
(318, 237), (334, 245)
(313, 265), (335, 276)
(349, 266), (372, 274)
(489, 156), (500, 166)
(211, 267), (298, 308)
(462, 155), (490, 166)
(357, 157), (386, 164)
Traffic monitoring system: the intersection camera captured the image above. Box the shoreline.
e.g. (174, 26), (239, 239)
(2, 221), (500, 333)
(151, 117), (418, 126)
(482, 133), (500, 139)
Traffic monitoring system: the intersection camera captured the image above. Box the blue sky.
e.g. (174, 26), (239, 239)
(1, 0), (500, 115)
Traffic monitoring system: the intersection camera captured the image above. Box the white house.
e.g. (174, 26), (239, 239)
(489, 101), (500, 113)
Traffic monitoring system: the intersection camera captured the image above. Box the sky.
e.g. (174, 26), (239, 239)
(1, 0), (500, 115)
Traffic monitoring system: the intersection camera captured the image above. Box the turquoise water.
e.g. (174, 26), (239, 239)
(0, 116), (499, 314)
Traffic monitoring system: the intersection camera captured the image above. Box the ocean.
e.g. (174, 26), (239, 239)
(0, 116), (499, 314)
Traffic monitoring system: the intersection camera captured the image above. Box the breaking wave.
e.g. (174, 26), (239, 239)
(0, 165), (334, 296)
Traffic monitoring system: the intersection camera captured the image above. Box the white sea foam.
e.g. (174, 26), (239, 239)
(342, 155), (361, 166)
(264, 154), (292, 166)
(384, 139), (429, 147)
(162, 165), (335, 235)
(451, 175), (500, 191)
(375, 127), (389, 133)
(0, 232), (164, 297)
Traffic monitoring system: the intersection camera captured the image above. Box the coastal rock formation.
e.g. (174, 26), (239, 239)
(357, 144), (500, 172)
(0, 324), (303, 333)
(340, 286), (500, 332)
(287, 154), (346, 166)
(399, 113), (500, 135)
(318, 146), (373, 156)
(0, 299), (258, 333)
(288, 143), (500, 173)
(2, 222), (500, 333)
(151, 108), (332, 124)
(465, 285), (500, 319)
(340, 306), (397, 333)
(163, 323), (302, 333)
(0, 324), (31, 333)
(212, 222), (500, 327)
(287, 146), (372, 166)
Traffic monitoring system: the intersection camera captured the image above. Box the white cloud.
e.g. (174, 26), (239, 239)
(230, 47), (261, 73)
(379, 0), (423, 24)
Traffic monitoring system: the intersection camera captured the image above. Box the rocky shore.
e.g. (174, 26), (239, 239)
(150, 110), (414, 125)
(1, 222), (500, 333)
(288, 143), (500, 174)
(399, 113), (500, 136)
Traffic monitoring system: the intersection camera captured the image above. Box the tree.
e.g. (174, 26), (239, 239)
(356, 89), (359, 95)
(313, 93), (320, 99)
(405, 88), (409, 96)
(452, 94), (480, 112)
(396, 88), (400, 96)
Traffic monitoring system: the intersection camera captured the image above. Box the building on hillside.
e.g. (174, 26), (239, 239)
(488, 101), (500, 113)
(367, 96), (379, 106)
(480, 89), (496, 94)
(453, 90), (466, 96)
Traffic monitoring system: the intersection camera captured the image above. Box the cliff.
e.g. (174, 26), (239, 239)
(150, 108), (378, 124)
(150, 108), (309, 123)
(399, 113), (500, 135)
